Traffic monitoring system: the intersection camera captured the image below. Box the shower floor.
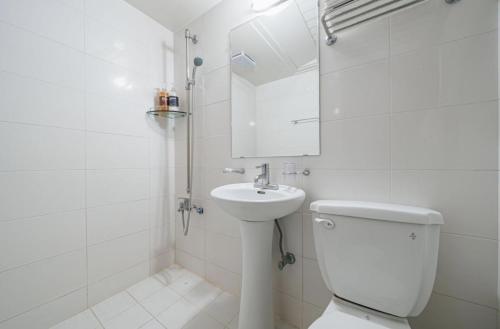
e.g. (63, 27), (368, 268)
(51, 264), (297, 329)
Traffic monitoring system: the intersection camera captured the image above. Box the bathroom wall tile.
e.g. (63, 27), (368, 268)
(86, 92), (150, 137)
(320, 18), (389, 74)
(204, 198), (240, 238)
(85, 16), (152, 75)
(0, 1), (174, 327)
(0, 123), (85, 171)
(149, 197), (173, 230)
(302, 302), (324, 329)
(206, 263), (241, 297)
(0, 170), (85, 221)
(150, 226), (172, 258)
(175, 250), (206, 278)
(274, 292), (302, 329)
(86, 169), (149, 207)
(88, 262), (149, 306)
(390, 0), (498, 55)
(86, 132), (149, 169)
(0, 22), (84, 90)
(0, 210), (85, 272)
(0, 288), (87, 329)
(0, 0), (84, 50)
(391, 102), (498, 170)
(87, 200), (149, 245)
(150, 135), (174, 169)
(87, 231), (149, 284)
(434, 233), (497, 308)
(302, 258), (331, 309)
(202, 135), (240, 169)
(204, 100), (230, 137)
(85, 55), (153, 107)
(320, 60), (389, 121)
(273, 256), (302, 300)
(439, 31), (498, 106)
(150, 167), (173, 198)
(204, 66), (230, 105)
(203, 167), (243, 200)
(391, 170), (498, 239)
(0, 71), (85, 129)
(206, 232), (242, 274)
(274, 212), (303, 257)
(410, 293), (497, 329)
(302, 213), (316, 260)
(0, 249), (86, 322)
(391, 47), (439, 112)
(174, 165), (205, 200)
(175, 225), (205, 259)
(304, 116), (391, 170)
(302, 170), (391, 207)
(150, 251), (174, 275)
(85, 0), (160, 45)
(174, 139), (188, 167)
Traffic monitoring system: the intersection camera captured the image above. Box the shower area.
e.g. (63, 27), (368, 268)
(177, 29), (204, 237)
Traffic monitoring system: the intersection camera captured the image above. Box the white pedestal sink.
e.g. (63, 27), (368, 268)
(210, 183), (305, 329)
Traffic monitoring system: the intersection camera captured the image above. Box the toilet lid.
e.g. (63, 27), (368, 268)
(309, 310), (393, 329)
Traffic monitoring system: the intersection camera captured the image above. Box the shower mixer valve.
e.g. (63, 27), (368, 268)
(177, 197), (204, 215)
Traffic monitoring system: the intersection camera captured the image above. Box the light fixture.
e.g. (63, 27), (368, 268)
(251, 0), (289, 13)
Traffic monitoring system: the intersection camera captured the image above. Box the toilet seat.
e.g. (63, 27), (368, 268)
(309, 298), (410, 329)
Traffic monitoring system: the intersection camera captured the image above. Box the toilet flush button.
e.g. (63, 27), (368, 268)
(314, 218), (335, 230)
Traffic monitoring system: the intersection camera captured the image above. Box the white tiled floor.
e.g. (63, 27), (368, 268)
(51, 265), (296, 329)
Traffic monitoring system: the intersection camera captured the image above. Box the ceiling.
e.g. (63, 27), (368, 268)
(124, 0), (223, 32)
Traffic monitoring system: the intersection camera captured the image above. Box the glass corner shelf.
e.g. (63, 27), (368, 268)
(146, 107), (187, 119)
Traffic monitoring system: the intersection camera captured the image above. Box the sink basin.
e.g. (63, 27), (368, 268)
(210, 183), (305, 221)
(210, 182), (305, 329)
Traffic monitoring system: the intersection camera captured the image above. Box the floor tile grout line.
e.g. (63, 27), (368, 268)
(90, 308), (106, 329)
(126, 290), (168, 329)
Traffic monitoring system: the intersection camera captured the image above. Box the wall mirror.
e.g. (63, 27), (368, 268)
(230, 1), (320, 158)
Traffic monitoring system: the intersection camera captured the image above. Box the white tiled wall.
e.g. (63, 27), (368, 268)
(0, 0), (175, 327)
(173, 0), (499, 328)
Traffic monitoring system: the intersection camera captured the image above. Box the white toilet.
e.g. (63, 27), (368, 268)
(309, 200), (444, 329)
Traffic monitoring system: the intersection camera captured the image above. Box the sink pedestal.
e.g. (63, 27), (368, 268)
(210, 183), (305, 329)
(239, 220), (275, 329)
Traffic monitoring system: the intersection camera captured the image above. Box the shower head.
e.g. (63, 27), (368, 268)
(194, 57), (203, 67)
(191, 57), (204, 83)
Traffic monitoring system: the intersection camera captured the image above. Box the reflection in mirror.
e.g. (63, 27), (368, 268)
(230, 0), (320, 158)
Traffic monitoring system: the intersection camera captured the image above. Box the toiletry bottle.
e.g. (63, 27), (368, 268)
(158, 88), (168, 111)
(167, 87), (179, 111)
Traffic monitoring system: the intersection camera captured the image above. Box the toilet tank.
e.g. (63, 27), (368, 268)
(310, 200), (443, 318)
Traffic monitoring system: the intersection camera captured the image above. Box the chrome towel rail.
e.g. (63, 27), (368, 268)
(321, 0), (458, 46)
(290, 117), (319, 125)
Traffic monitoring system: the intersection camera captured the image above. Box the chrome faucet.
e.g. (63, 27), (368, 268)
(254, 163), (279, 190)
